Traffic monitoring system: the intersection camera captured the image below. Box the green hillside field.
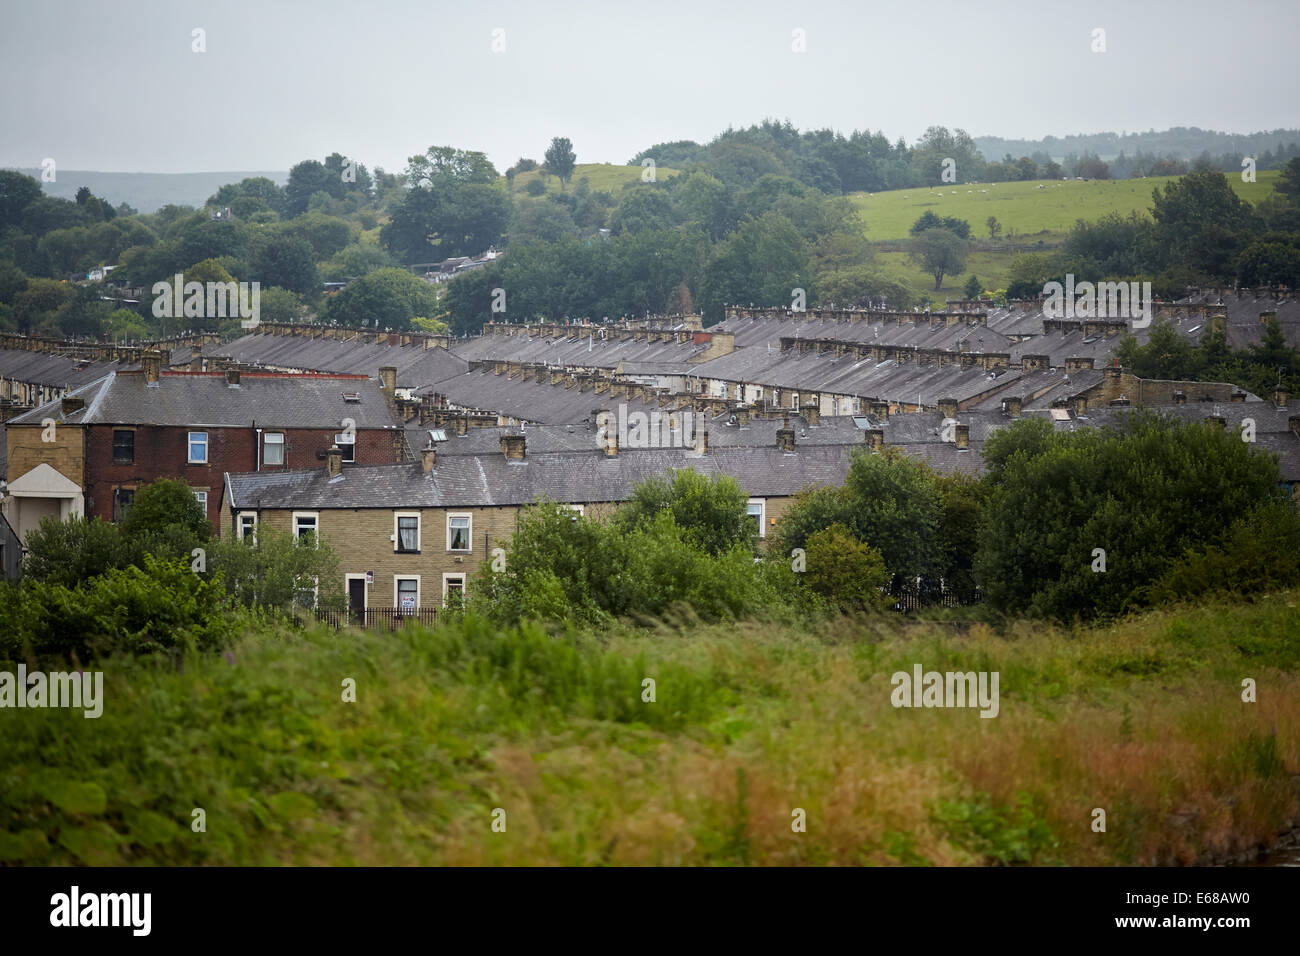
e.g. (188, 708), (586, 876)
(508, 162), (680, 196)
(851, 170), (1278, 243)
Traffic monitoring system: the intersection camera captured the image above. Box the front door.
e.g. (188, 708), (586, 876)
(348, 578), (366, 624)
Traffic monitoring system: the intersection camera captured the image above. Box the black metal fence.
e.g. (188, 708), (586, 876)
(890, 584), (983, 612)
(314, 606), (438, 630)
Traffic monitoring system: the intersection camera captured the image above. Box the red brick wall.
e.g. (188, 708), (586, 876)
(85, 424), (401, 532)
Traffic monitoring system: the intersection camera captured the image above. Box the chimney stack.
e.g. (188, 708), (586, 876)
(1206, 415), (1226, 429)
(955, 423), (970, 450)
(1073, 395), (1087, 417)
(421, 440), (437, 472)
(1275, 386), (1288, 409)
(694, 425), (709, 454)
(1230, 389), (1247, 403)
(226, 368), (241, 387)
(1173, 390), (1187, 406)
(190, 344), (202, 372)
(143, 350), (162, 386)
(604, 427), (619, 457)
(865, 428), (884, 451)
(801, 402), (820, 426)
(776, 416), (795, 452)
(938, 397), (959, 419)
(1004, 395), (1022, 417)
(378, 366), (397, 393)
(327, 444), (343, 478)
(61, 395), (84, 415)
(1289, 415), (1300, 437)
(734, 403), (750, 426)
(500, 434), (526, 460)
(592, 408), (610, 433)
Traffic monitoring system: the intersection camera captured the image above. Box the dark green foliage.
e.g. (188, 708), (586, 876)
(803, 523), (890, 611)
(20, 516), (131, 587)
(0, 556), (235, 664)
(975, 412), (1290, 621)
(614, 468), (753, 556)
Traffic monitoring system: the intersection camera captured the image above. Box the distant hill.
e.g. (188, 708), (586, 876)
(506, 162), (679, 195)
(7, 168), (288, 213)
(974, 127), (1300, 164)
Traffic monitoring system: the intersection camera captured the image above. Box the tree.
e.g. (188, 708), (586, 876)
(909, 228), (970, 290)
(963, 275), (983, 299)
(404, 145), (498, 189)
(284, 160), (337, 216)
(208, 527), (344, 612)
(323, 267), (440, 329)
(975, 412), (1286, 621)
(614, 468), (754, 557)
(910, 210), (971, 239)
(0, 170), (43, 229)
(21, 516), (130, 587)
(510, 200), (579, 243)
(544, 137), (577, 191)
(814, 265), (912, 309)
(803, 523), (890, 611)
(1272, 156), (1300, 204)
(249, 234), (319, 296)
(698, 212), (811, 322)
(1147, 170), (1258, 278)
(121, 478), (212, 565)
(986, 216), (1001, 240)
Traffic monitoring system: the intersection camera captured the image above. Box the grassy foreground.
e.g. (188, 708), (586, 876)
(2, 594), (1298, 866)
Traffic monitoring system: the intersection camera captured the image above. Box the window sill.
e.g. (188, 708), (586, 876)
(395, 549), (421, 555)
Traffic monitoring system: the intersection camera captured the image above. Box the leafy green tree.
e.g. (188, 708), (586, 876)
(910, 210), (972, 239)
(321, 242), (398, 282)
(1273, 156), (1300, 204)
(963, 274), (982, 299)
(323, 267), (440, 329)
(284, 159), (337, 216)
(208, 527), (344, 612)
(974, 412), (1287, 621)
(543, 137), (577, 191)
(986, 216), (1001, 240)
(404, 145), (498, 189)
(699, 212), (811, 322)
(257, 286), (306, 324)
(609, 188), (676, 235)
(814, 265), (912, 309)
(523, 179), (547, 197)
(249, 234), (319, 296)
(121, 478), (211, 563)
(1147, 171), (1258, 279)
(615, 468), (753, 557)
(21, 516), (130, 587)
(803, 523), (889, 611)
(0, 170), (43, 229)
(908, 227), (970, 290)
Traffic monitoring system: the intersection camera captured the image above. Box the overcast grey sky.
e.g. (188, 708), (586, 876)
(2, 0), (1297, 174)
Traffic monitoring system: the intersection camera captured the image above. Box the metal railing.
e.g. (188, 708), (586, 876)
(314, 606), (438, 630)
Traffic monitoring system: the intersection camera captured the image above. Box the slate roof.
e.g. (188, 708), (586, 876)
(424, 369), (669, 424)
(8, 371), (402, 429)
(0, 348), (133, 388)
(451, 330), (705, 373)
(225, 443), (864, 511)
(206, 334), (469, 383)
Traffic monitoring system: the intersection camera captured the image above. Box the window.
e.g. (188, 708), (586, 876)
(295, 577), (318, 609)
(447, 513), (471, 552)
(188, 431), (208, 464)
(563, 504), (585, 518)
(395, 576), (420, 612)
(113, 487), (134, 524)
(112, 429), (134, 465)
(293, 512), (319, 548)
(747, 498), (766, 539)
(443, 573), (466, 607)
(335, 432), (355, 463)
(263, 431), (284, 466)
(192, 490), (207, 512)
(395, 513), (420, 553)
(237, 512), (257, 543)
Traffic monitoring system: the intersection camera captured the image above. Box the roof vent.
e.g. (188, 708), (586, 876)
(342, 392), (362, 403)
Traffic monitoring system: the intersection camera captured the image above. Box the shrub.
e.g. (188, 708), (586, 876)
(0, 555), (235, 664)
(21, 515), (130, 586)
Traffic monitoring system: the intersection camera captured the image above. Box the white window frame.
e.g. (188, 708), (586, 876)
(295, 576), (319, 609)
(563, 504), (585, 517)
(747, 498), (766, 539)
(335, 432), (356, 463)
(442, 573), (467, 604)
(293, 511), (320, 549)
(446, 512), (472, 552)
(394, 575), (421, 611)
(192, 490), (207, 511)
(236, 511), (257, 543)
(188, 431), (208, 463)
(263, 431), (285, 465)
(394, 511), (421, 553)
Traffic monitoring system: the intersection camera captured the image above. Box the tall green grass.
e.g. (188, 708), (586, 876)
(2, 594), (1297, 865)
